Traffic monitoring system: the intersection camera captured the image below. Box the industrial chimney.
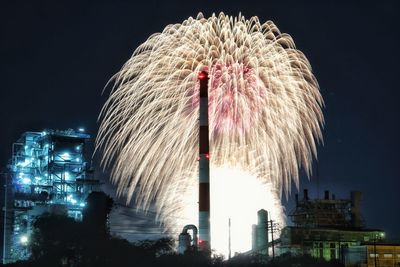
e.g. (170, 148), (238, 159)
(198, 71), (211, 253)
(304, 189), (309, 201)
(350, 191), (362, 228)
(324, 190), (330, 200)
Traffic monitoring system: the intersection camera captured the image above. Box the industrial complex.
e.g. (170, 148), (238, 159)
(2, 128), (399, 267)
(178, 188), (400, 267)
(258, 189), (399, 266)
(1, 129), (99, 263)
(279, 190), (384, 260)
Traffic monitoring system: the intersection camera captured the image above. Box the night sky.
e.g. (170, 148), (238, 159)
(1, 1), (399, 241)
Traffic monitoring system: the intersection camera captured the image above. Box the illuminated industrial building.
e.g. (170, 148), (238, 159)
(2, 129), (99, 263)
(344, 243), (400, 267)
(279, 189), (386, 262)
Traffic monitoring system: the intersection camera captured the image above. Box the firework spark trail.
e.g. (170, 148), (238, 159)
(97, 12), (324, 255)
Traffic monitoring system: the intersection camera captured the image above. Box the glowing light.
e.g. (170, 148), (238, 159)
(64, 172), (71, 180)
(198, 71), (208, 80)
(97, 13), (323, 257)
(179, 167), (285, 256)
(79, 202), (86, 207)
(67, 195), (77, 204)
(18, 159), (32, 167)
(22, 178), (31, 184)
(20, 235), (28, 245)
(78, 128), (85, 132)
(61, 153), (71, 160)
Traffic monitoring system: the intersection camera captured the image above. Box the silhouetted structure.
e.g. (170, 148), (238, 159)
(279, 189), (385, 262)
(344, 242), (400, 267)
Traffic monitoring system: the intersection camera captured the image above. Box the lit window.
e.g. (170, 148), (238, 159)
(370, 253), (379, 258)
(384, 254), (392, 258)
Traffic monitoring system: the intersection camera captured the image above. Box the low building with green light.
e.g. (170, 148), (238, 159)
(278, 189), (385, 262)
(280, 226), (385, 261)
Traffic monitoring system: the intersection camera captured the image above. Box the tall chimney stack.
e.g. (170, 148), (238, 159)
(324, 190), (330, 200)
(198, 71), (211, 253)
(350, 191), (362, 228)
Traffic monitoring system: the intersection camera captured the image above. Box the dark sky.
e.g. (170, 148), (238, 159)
(1, 1), (399, 241)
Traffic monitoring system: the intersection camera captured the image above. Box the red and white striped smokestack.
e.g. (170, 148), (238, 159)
(198, 70), (211, 253)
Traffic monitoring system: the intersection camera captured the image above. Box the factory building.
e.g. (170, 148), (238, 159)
(2, 129), (99, 263)
(344, 243), (400, 267)
(279, 190), (386, 262)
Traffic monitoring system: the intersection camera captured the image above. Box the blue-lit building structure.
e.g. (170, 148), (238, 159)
(3, 129), (99, 263)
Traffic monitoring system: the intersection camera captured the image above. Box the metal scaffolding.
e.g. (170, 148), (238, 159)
(279, 189), (384, 262)
(3, 129), (99, 263)
(289, 189), (363, 229)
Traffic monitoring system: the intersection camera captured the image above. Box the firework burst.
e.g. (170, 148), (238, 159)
(97, 12), (323, 255)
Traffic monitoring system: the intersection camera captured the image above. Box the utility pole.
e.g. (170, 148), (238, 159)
(374, 234), (378, 267)
(316, 162), (320, 199)
(228, 218), (231, 260)
(2, 172), (8, 265)
(270, 219), (275, 258)
(338, 233), (342, 263)
(267, 213), (281, 259)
